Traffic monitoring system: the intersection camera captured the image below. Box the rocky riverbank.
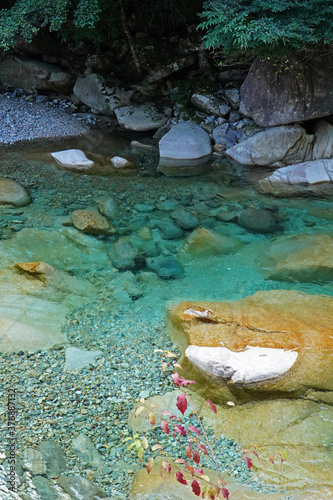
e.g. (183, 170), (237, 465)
(0, 94), (88, 146)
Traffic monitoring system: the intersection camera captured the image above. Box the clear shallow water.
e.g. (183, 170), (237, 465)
(1, 130), (333, 496)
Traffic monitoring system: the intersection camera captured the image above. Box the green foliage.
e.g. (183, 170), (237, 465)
(198, 0), (333, 56)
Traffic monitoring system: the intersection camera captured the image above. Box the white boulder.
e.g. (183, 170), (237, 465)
(51, 149), (94, 170)
(185, 345), (298, 384)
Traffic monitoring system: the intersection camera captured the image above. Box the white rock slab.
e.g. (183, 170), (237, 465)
(185, 345), (298, 384)
(51, 149), (94, 170)
(259, 159), (333, 195)
(64, 347), (102, 372)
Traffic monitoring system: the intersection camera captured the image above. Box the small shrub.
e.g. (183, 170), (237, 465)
(126, 349), (286, 498)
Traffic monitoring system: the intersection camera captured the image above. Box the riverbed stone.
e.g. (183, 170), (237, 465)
(20, 448), (47, 476)
(71, 209), (111, 234)
(0, 55), (74, 93)
(108, 238), (138, 270)
(0, 178), (31, 207)
(95, 195), (119, 219)
(226, 125), (313, 167)
(191, 89), (230, 117)
(159, 122), (212, 160)
(240, 55), (333, 126)
(73, 73), (130, 115)
(64, 347), (102, 372)
(258, 232), (333, 282)
(154, 218), (184, 240)
(0, 261), (96, 352)
(259, 159), (333, 197)
(71, 433), (104, 467)
(168, 290), (333, 403)
(177, 227), (243, 262)
(114, 104), (171, 131)
(237, 207), (280, 233)
(170, 207), (199, 229)
(0, 228), (109, 273)
(51, 149), (94, 170)
(36, 441), (66, 478)
(56, 475), (106, 499)
(146, 256), (183, 279)
(31, 475), (65, 500)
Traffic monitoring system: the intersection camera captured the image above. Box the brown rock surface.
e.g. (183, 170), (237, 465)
(0, 261), (96, 352)
(0, 177), (31, 207)
(168, 290), (333, 402)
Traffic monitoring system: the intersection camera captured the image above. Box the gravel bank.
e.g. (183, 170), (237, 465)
(0, 95), (87, 145)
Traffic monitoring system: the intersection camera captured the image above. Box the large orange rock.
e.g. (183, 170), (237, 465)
(168, 290), (333, 403)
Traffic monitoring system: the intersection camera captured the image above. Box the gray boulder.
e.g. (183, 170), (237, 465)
(312, 121), (333, 160)
(0, 56), (74, 93)
(191, 89), (229, 117)
(240, 55), (333, 126)
(159, 122), (212, 160)
(226, 125), (313, 167)
(36, 441), (66, 478)
(73, 73), (130, 115)
(114, 103), (171, 131)
(259, 159), (333, 197)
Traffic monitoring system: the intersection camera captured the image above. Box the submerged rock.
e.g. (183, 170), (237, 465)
(237, 207), (280, 233)
(0, 261), (96, 352)
(259, 232), (333, 283)
(0, 177), (31, 207)
(146, 256), (184, 279)
(168, 290), (333, 403)
(178, 227), (242, 262)
(170, 207), (199, 230)
(71, 209), (111, 234)
(108, 238), (138, 270)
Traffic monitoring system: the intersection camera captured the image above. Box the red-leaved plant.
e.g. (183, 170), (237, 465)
(126, 350), (286, 499)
